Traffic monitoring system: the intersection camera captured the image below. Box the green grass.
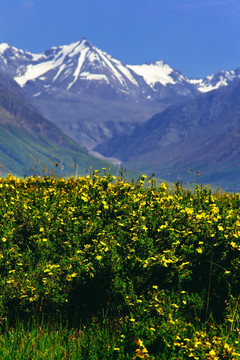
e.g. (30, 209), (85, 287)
(0, 319), (130, 360)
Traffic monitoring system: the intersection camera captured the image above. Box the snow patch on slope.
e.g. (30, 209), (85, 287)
(80, 72), (109, 83)
(110, 58), (138, 86)
(14, 40), (87, 87)
(0, 43), (10, 54)
(128, 61), (176, 87)
(53, 64), (66, 82)
(96, 49), (126, 85)
(67, 46), (89, 90)
(16, 56), (63, 87)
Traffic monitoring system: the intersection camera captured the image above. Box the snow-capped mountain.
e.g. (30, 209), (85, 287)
(0, 38), (239, 101)
(1, 38), (239, 153)
(2, 38), (239, 103)
(0, 40), (140, 99)
(13, 39), (143, 99)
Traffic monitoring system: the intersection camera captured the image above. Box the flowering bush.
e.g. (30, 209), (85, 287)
(0, 171), (240, 358)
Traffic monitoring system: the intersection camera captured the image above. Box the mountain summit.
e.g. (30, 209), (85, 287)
(13, 39), (142, 98)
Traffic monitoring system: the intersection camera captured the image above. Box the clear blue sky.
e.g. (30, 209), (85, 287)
(0, 0), (239, 78)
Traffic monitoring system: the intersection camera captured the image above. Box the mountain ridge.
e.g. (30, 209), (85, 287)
(1, 39), (239, 102)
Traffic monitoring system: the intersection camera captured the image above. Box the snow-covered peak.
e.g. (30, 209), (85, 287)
(189, 69), (240, 93)
(0, 43), (11, 54)
(11, 39), (140, 92)
(14, 39), (91, 87)
(127, 61), (179, 87)
(50, 38), (91, 56)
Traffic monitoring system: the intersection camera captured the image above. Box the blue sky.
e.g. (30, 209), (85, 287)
(0, 0), (239, 78)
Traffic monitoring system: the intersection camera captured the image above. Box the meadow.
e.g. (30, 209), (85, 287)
(0, 170), (240, 359)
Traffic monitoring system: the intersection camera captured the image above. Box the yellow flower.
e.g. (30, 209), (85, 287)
(224, 343), (231, 350)
(208, 349), (218, 358)
(6, 279), (14, 284)
(185, 207), (194, 215)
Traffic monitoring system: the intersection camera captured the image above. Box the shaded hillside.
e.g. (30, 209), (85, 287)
(0, 72), (30, 101)
(0, 80), (82, 151)
(95, 80), (240, 189)
(0, 78), (112, 177)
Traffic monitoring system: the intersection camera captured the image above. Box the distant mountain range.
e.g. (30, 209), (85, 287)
(1, 39), (239, 99)
(0, 39), (240, 187)
(1, 39), (240, 152)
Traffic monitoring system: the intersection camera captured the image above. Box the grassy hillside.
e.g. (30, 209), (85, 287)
(0, 122), (110, 177)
